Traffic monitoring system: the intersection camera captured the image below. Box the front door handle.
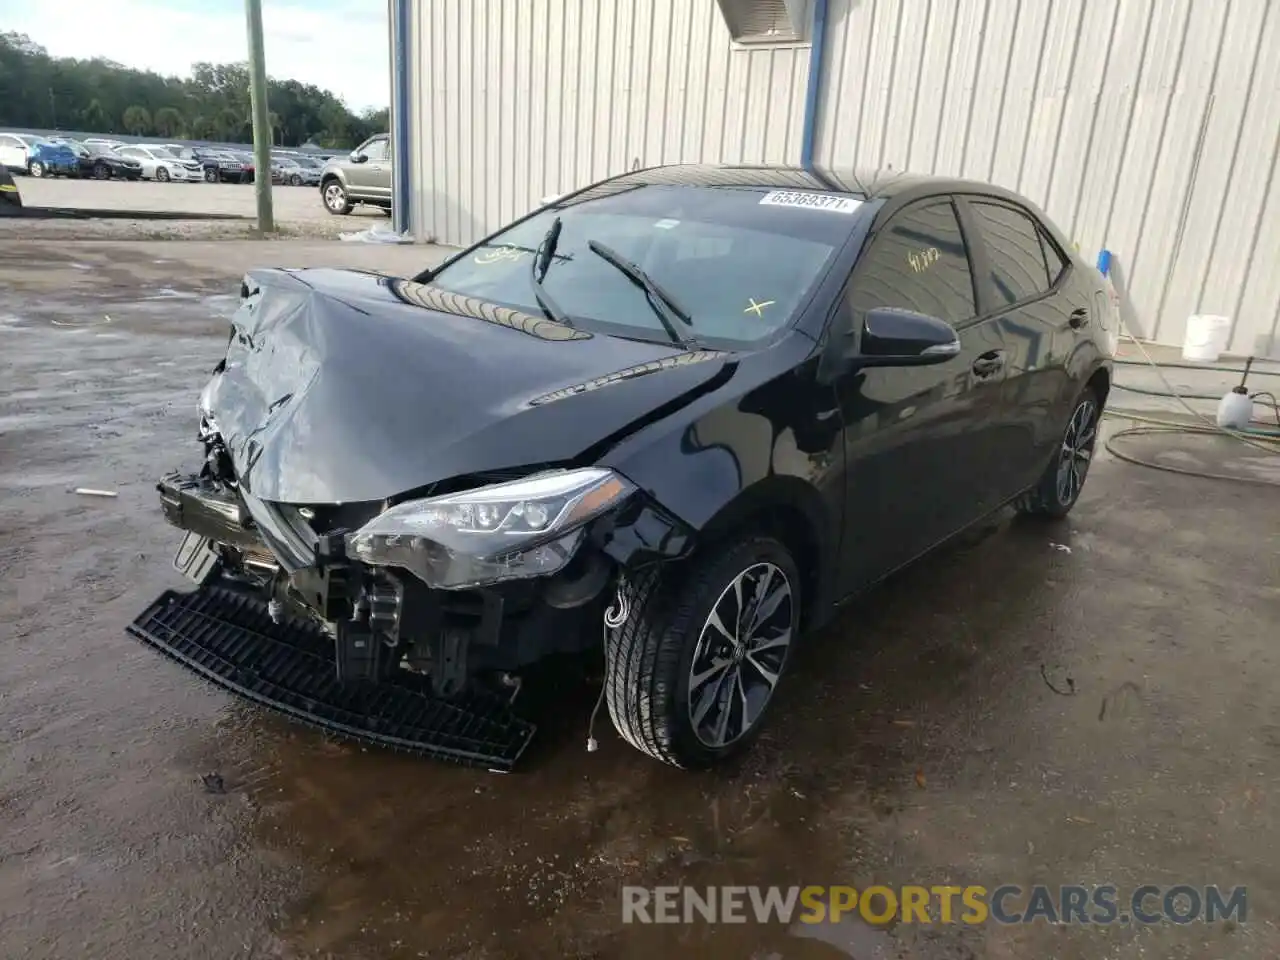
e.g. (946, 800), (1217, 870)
(1069, 308), (1089, 329)
(971, 350), (1006, 379)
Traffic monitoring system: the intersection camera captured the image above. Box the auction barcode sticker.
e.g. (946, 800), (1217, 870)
(759, 191), (862, 214)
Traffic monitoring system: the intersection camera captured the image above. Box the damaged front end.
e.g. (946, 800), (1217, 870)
(129, 268), (700, 767)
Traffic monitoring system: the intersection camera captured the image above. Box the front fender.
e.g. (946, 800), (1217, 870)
(597, 340), (845, 619)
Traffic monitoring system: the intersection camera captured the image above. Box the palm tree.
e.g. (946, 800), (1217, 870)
(190, 115), (216, 140)
(122, 105), (151, 136)
(219, 107), (245, 142)
(81, 98), (108, 132)
(153, 106), (186, 139)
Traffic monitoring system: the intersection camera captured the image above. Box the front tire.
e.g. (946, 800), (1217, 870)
(156, 167), (170, 183)
(605, 535), (800, 769)
(1017, 387), (1102, 519)
(322, 179), (352, 214)
(29, 160), (44, 178)
(93, 163), (110, 180)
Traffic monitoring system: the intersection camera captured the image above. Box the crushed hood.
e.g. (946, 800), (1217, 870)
(202, 268), (733, 503)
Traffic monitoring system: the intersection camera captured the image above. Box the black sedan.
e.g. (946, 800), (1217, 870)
(73, 141), (143, 180)
(132, 164), (1113, 770)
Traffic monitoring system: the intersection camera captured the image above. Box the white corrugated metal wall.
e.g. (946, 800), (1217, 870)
(815, 0), (1280, 356)
(408, 0), (809, 248)
(408, 0), (1280, 355)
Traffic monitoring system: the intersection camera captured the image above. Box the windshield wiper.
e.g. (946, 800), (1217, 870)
(586, 239), (696, 346)
(534, 217), (562, 282)
(529, 217), (573, 327)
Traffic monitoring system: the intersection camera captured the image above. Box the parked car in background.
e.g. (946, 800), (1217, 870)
(290, 156), (324, 185)
(230, 151), (256, 183)
(27, 141), (81, 178)
(83, 137), (126, 151)
(0, 133), (49, 173)
(64, 140), (144, 180)
(272, 156), (320, 186)
(115, 145), (199, 182)
(208, 151), (249, 183)
(144, 145), (204, 181)
(168, 146), (246, 183)
(319, 133), (391, 214)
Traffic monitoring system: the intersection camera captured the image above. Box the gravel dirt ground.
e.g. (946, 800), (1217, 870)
(1, 235), (1278, 960)
(7, 176), (387, 240)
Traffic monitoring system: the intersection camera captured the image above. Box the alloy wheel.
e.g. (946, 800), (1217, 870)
(687, 562), (793, 748)
(324, 183), (346, 211)
(29, 161), (43, 178)
(1056, 398), (1098, 505)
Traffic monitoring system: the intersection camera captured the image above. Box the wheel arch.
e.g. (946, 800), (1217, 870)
(678, 476), (835, 632)
(1086, 364), (1111, 407)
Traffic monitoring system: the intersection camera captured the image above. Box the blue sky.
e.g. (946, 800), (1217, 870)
(1, 0), (389, 111)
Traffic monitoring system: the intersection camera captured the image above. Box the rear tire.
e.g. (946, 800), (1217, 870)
(204, 168), (218, 183)
(29, 161), (44, 178)
(93, 163), (110, 180)
(289, 173), (302, 186)
(605, 535), (800, 769)
(1017, 387), (1102, 519)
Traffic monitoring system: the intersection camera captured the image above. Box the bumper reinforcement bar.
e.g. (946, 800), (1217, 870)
(127, 584), (535, 770)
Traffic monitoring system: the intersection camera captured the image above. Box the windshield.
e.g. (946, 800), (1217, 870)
(428, 184), (856, 347)
(149, 146), (176, 158)
(18, 135), (49, 147)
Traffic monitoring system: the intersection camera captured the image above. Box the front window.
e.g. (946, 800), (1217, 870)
(360, 138), (389, 162)
(848, 200), (976, 328)
(428, 184), (856, 347)
(148, 146), (175, 158)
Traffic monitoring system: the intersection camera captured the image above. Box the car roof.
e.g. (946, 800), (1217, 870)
(579, 163), (1034, 208)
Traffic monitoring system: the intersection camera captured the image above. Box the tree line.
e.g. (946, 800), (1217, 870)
(0, 32), (389, 148)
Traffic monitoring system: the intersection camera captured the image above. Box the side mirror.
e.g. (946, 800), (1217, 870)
(855, 307), (960, 367)
(350, 152), (368, 164)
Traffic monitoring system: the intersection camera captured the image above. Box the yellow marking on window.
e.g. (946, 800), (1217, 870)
(744, 298), (776, 318)
(907, 247), (940, 273)
(474, 245), (529, 265)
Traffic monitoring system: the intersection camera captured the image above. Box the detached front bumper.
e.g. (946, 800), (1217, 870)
(128, 582), (536, 768)
(137, 470), (541, 767)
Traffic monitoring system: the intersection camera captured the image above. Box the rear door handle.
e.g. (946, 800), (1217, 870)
(971, 350), (1006, 379)
(1069, 308), (1089, 329)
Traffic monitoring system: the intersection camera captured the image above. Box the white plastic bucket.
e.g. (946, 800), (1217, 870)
(1182, 314), (1231, 362)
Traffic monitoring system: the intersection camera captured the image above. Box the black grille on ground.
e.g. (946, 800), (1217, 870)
(127, 584), (535, 769)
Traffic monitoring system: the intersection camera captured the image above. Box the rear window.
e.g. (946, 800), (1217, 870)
(969, 201), (1053, 306)
(429, 184), (859, 346)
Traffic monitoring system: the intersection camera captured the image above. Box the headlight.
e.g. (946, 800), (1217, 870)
(345, 467), (635, 589)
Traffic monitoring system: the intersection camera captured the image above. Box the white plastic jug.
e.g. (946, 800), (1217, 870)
(1182, 314), (1231, 362)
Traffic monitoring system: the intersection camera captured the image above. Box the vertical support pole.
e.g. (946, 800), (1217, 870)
(245, 0), (275, 232)
(800, 0), (829, 169)
(390, 0), (414, 237)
